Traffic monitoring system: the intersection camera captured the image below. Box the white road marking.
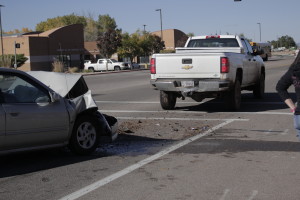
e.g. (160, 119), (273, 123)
(59, 119), (241, 200)
(117, 116), (249, 122)
(100, 109), (292, 116)
(248, 190), (258, 200)
(281, 129), (289, 135)
(219, 189), (230, 200)
(96, 100), (285, 105)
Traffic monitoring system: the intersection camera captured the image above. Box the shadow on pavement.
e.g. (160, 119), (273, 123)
(0, 134), (173, 178)
(174, 138), (300, 155)
(176, 92), (294, 113)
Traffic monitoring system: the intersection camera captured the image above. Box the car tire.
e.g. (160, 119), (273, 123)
(69, 115), (100, 155)
(253, 73), (265, 99)
(160, 91), (177, 110)
(114, 66), (121, 71)
(225, 79), (241, 111)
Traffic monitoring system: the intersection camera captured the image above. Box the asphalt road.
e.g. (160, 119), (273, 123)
(1, 55), (299, 200)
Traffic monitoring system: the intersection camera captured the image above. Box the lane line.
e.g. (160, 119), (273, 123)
(59, 119), (239, 200)
(265, 129), (272, 135)
(281, 129), (289, 135)
(100, 109), (292, 116)
(248, 190), (258, 200)
(116, 116), (249, 122)
(219, 189), (230, 200)
(96, 100), (285, 105)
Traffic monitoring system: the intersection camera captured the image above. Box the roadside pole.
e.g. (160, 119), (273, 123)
(14, 41), (17, 69)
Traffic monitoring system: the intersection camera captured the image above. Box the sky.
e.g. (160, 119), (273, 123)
(2, 0), (300, 43)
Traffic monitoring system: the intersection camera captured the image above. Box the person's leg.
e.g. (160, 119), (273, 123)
(294, 115), (300, 141)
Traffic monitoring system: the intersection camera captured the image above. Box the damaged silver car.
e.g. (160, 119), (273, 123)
(0, 68), (118, 155)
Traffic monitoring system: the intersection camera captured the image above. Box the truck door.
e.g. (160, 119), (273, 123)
(244, 39), (259, 83)
(98, 59), (106, 71)
(241, 39), (258, 84)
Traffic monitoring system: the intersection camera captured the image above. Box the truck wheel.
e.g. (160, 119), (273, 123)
(69, 115), (100, 155)
(225, 79), (241, 111)
(88, 67), (95, 72)
(160, 91), (177, 110)
(114, 66), (121, 71)
(253, 73), (265, 99)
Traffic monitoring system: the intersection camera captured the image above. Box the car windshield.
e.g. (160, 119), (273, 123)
(110, 59), (118, 63)
(187, 38), (239, 48)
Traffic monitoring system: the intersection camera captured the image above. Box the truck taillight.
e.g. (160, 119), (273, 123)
(221, 57), (230, 73)
(150, 58), (156, 74)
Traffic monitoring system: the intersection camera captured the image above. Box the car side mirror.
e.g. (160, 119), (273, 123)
(49, 91), (61, 102)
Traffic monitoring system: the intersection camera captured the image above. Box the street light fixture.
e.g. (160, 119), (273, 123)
(143, 24), (147, 32)
(257, 22), (261, 42)
(0, 5), (4, 63)
(155, 9), (163, 41)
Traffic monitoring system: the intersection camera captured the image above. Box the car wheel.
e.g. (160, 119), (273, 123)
(114, 66), (121, 71)
(69, 115), (100, 155)
(225, 79), (241, 111)
(160, 91), (177, 110)
(253, 73), (265, 99)
(88, 67), (95, 72)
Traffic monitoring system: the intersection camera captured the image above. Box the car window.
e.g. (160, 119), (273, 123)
(0, 74), (50, 104)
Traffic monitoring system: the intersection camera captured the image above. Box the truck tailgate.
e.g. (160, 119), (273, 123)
(155, 53), (222, 79)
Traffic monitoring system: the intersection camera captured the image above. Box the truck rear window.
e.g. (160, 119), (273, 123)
(187, 38), (239, 48)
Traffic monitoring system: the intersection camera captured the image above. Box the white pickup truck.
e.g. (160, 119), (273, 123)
(84, 59), (129, 72)
(150, 35), (265, 110)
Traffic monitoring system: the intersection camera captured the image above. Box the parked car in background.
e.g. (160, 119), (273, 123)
(126, 62), (141, 70)
(0, 68), (118, 155)
(84, 59), (129, 72)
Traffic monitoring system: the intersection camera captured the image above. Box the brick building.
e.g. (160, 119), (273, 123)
(2, 24), (85, 71)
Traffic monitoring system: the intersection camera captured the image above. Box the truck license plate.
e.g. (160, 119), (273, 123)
(181, 81), (194, 87)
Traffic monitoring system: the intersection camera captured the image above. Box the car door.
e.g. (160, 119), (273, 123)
(0, 72), (70, 150)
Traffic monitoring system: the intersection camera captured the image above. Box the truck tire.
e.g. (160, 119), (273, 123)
(88, 67), (95, 72)
(160, 91), (177, 110)
(225, 79), (241, 111)
(253, 73), (265, 99)
(114, 66), (121, 71)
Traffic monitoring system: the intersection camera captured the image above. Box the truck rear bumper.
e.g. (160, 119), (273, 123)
(151, 79), (231, 92)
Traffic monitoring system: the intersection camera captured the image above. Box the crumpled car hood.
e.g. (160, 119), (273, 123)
(27, 71), (82, 97)
(27, 71), (97, 111)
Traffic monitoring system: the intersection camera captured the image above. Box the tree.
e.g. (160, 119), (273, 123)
(270, 35), (296, 49)
(4, 28), (33, 34)
(97, 29), (122, 58)
(35, 13), (87, 31)
(84, 16), (98, 42)
(98, 15), (117, 33)
(117, 32), (141, 62)
(96, 14), (122, 58)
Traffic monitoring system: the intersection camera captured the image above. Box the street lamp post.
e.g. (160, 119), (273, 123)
(257, 22), (261, 42)
(0, 5), (4, 64)
(143, 24), (147, 32)
(155, 9), (163, 41)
